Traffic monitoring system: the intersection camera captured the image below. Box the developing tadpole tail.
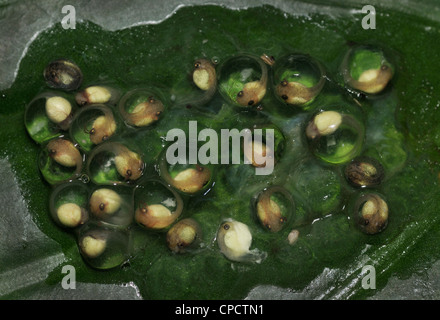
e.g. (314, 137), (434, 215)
(171, 165), (212, 194)
(236, 56), (268, 107)
(134, 180), (184, 230)
(341, 45), (394, 95)
(86, 141), (145, 185)
(47, 138), (82, 169)
(113, 143), (144, 182)
(253, 185), (294, 233)
(274, 53), (326, 107)
(88, 108), (117, 145)
(345, 157), (385, 188)
(218, 54), (268, 107)
(39, 138), (84, 185)
(158, 146), (213, 195)
(353, 192), (389, 234)
(70, 104), (120, 152)
(118, 89), (165, 127)
(345, 64), (393, 94)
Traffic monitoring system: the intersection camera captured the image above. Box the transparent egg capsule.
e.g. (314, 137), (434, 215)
(242, 124), (285, 171)
(75, 85), (120, 107)
(24, 92), (76, 144)
(251, 186), (294, 233)
(290, 159), (342, 217)
(159, 160), (213, 196)
(305, 105), (365, 164)
(77, 221), (130, 270)
(38, 138), (84, 185)
(86, 141), (145, 185)
(273, 53), (326, 107)
(173, 58), (219, 109)
(70, 104), (121, 152)
(134, 179), (184, 231)
(166, 218), (202, 253)
(118, 88), (165, 128)
(158, 141), (214, 196)
(344, 156), (385, 188)
(216, 219), (267, 263)
(89, 185), (134, 227)
(217, 54), (268, 107)
(49, 181), (89, 229)
(43, 59), (83, 91)
(351, 192), (389, 234)
(340, 45), (394, 96)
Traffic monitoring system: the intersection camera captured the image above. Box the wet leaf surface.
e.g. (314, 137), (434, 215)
(1, 4), (440, 300)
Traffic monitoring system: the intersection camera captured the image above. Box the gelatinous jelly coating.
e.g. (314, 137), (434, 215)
(134, 180), (184, 230)
(353, 192), (389, 234)
(306, 107), (365, 165)
(341, 45), (394, 95)
(253, 185), (294, 232)
(25, 92), (76, 144)
(49, 180), (90, 228)
(29, 40), (398, 272)
(44, 59), (83, 91)
(218, 54), (268, 107)
(118, 88), (165, 127)
(38, 138), (84, 185)
(70, 104), (120, 152)
(167, 218), (202, 253)
(158, 146), (214, 195)
(345, 157), (385, 188)
(86, 142), (145, 185)
(274, 53), (326, 107)
(77, 223), (130, 270)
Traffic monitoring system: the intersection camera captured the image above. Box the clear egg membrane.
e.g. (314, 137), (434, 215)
(2, 4), (440, 300)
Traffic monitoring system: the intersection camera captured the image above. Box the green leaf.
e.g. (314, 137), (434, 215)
(1, 3), (440, 301)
